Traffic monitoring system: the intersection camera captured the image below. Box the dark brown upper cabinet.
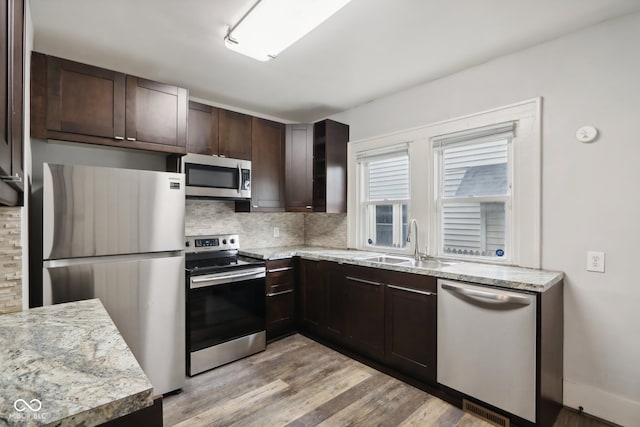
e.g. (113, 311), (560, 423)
(43, 55), (126, 139)
(285, 123), (313, 212)
(31, 53), (188, 155)
(236, 117), (285, 212)
(219, 109), (252, 160)
(125, 76), (187, 147)
(187, 101), (219, 155)
(1, 0), (25, 206)
(313, 119), (349, 213)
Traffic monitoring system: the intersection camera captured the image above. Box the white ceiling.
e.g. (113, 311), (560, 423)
(30, 0), (640, 123)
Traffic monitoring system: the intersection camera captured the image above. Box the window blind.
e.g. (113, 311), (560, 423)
(367, 154), (409, 201)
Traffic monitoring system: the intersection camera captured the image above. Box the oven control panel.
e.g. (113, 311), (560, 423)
(185, 234), (239, 253)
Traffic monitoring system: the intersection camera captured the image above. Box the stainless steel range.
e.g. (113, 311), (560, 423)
(185, 234), (266, 376)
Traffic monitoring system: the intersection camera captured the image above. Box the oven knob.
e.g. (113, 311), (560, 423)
(230, 238), (235, 244)
(185, 241), (190, 247)
(222, 239), (227, 245)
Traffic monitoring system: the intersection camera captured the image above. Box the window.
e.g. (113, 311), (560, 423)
(359, 149), (409, 249)
(433, 123), (513, 261)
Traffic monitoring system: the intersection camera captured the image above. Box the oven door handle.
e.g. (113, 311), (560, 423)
(190, 267), (266, 289)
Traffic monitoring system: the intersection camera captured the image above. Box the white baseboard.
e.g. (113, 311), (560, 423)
(564, 380), (640, 426)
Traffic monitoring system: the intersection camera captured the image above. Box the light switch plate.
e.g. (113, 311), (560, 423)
(587, 251), (605, 273)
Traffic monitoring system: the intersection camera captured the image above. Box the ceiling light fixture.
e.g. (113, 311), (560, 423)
(224, 0), (352, 62)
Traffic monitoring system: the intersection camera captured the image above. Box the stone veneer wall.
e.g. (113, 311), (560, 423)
(185, 200), (348, 249)
(0, 207), (22, 314)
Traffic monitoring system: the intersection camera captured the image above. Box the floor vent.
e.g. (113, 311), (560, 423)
(463, 399), (510, 427)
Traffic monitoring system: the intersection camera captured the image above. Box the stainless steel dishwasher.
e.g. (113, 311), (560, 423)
(437, 279), (537, 423)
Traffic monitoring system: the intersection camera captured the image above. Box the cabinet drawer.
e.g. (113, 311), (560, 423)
(266, 259), (295, 295)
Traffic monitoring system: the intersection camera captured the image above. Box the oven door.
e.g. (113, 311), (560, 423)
(182, 153), (251, 199)
(187, 267), (266, 375)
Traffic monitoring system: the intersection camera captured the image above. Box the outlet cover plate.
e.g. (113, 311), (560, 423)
(587, 251), (605, 273)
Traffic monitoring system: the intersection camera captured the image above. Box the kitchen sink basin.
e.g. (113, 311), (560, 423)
(358, 255), (414, 264)
(398, 259), (459, 268)
(358, 254), (459, 269)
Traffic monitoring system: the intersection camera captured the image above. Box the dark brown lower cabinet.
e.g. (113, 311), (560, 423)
(385, 274), (437, 383)
(325, 263), (347, 344)
(266, 259), (296, 341)
(298, 259), (325, 335)
(344, 265), (385, 362)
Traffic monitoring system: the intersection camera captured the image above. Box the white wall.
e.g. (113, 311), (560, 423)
(331, 12), (640, 427)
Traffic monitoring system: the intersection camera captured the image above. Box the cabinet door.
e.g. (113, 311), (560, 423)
(298, 259), (325, 334)
(47, 56), (126, 139)
(10, 0), (23, 188)
(285, 123), (313, 211)
(325, 262), (347, 343)
(385, 274), (437, 383)
(344, 266), (385, 361)
(1, 0), (10, 177)
(187, 101), (219, 155)
(266, 290), (295, 341)
(126, 76), (187, 147)
(219, 109), (251, 160)
(250, 117), (285, 211)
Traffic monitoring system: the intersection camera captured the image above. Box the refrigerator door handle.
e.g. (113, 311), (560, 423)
(441, 283), (531, 305)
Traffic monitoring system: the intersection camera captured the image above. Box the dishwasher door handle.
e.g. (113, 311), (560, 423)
(441, 283), (531, 305)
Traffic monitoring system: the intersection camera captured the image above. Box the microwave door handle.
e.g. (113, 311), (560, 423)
(237, 165), (242, 194)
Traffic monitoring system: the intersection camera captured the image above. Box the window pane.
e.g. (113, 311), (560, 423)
(375, 205), (393, 246)
(401, 204), (408, 246)
(443, 138), (508, 198)
(365, 203), (408, 248)
(442, 202), (506, 258)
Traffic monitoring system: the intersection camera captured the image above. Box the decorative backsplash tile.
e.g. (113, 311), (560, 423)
(0, 207), (22, 314)
(304, 213), (348, 249)
(185, 200), (304, 248)
(185, 200), (348, 249)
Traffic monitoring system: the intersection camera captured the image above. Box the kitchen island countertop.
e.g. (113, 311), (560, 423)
(0, 299), (153, 426)
(241, 246), (563, 292)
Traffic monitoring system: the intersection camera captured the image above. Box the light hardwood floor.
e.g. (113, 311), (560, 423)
(163, 334), (614, 427)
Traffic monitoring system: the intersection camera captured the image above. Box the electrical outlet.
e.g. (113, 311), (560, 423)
(587, 251), (605, 273)
(273, 227), (280, 238)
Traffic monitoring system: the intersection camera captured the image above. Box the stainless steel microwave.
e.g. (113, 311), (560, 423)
(181, 153), (251, 200)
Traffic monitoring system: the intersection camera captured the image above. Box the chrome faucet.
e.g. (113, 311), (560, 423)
(407, 219), (420, 261)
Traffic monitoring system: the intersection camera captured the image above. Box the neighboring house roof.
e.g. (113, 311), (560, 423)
(456, 163), (507, 197)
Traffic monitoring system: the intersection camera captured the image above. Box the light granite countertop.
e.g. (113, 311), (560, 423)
(0, 299), (153, 427)
(241, 246), (563, 292)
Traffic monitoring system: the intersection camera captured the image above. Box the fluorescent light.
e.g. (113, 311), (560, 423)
(225, 0), (352, 62)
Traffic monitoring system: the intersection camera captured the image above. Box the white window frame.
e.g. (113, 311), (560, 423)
(347, 98), (541, 268)
(357, 146), (410, 252)
(433, 129), (514, 263)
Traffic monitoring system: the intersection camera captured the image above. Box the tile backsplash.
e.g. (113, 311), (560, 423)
(185, 200), (348, 249)
(0, 207), (22, 314)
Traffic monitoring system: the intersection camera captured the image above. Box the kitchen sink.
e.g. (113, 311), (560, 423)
(358, 254), (459, 269)
(398, 259), (459, 268)
(357, 255), (414, 264)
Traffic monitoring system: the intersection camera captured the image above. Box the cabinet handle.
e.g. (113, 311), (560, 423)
(268, 267), (293, 273)
(305, 205), (312, 209)
(126, 137), (136, 141)
(388, 284), (434, 296)
(441, 283), (531, 306)
(0, 173), (22, 182)
(346, 276), (381, 286)
(267, 289), (294, 297)
(252, 205), (259, 208)
(114, 136), (125, 140)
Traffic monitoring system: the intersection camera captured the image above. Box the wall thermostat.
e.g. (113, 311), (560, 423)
(576, 126), (598, 143)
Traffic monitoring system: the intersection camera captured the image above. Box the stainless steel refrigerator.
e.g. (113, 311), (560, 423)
(42, 163), (186, 395)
